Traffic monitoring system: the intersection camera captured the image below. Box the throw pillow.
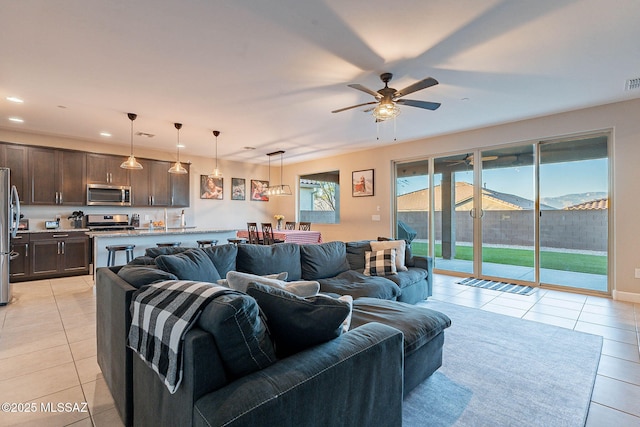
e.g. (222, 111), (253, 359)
(198, 292), (276, 378)
(245, 282), (351, 358)
(155, 249), (221, 282)
(117, 265), (178, 289)
(225, 271), (319, 297)
(217, 271), (288, 287)
(370, 240), (408, 272)
(363, 249), (397, 277)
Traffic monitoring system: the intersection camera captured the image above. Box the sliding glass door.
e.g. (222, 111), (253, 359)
(538, 136), (609, 292)
(394, 132), (610, 294)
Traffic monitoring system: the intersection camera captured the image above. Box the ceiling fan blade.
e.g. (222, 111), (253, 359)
(481, 155), (499, 161)
(348, 84), (382, 99)
(331, 101), (378, 113)
(393, 77), (438, 98)
(395, 99), (441, 110)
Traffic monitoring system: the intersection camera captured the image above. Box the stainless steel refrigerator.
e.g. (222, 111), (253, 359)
(1, 168), (21, 305)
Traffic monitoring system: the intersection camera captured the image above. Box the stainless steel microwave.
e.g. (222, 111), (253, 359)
(86, 184), (132, 206)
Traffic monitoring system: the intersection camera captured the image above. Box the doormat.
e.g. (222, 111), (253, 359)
(457, 277), (536, 295)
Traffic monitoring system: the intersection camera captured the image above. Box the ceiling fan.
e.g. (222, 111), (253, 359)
(446, 153), (499, 167)
(332, 73), (441, 121)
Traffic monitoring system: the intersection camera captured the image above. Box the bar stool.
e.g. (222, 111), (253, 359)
(227, 238), (246, 245)
(197, 239), (218, 248)
(156, 242), (182, 247)
(106, 244), (135, 267)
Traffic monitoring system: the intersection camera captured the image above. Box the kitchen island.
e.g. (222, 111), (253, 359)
(87, 227), (238, 276)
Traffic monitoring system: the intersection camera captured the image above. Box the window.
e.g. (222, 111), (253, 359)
(299, 171), (340, 224)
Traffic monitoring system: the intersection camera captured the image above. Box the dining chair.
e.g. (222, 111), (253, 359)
(247, 222), (262, 245)
(298, 222), (311, 231)
(285, 221), (296, 230)
(261, 223), (284, 245)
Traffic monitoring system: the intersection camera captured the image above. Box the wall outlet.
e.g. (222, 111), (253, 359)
(144, 215), (150, 221)
(372, 214), (381, 221)
(635, 268), (640, 279)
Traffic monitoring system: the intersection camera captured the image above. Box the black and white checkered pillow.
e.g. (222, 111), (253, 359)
(363, 248), (397, 276)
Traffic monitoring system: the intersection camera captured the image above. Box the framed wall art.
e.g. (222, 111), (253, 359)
(352, 169), (374, 197)
(250, 179), (269, 201)
(200, 175), (223, 200)
(231, 177), (246, 200)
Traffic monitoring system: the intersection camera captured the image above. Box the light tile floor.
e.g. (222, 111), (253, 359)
(0, 274), (638, 426)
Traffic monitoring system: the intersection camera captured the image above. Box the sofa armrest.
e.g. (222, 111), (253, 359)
(96, 266), (136, 426)
(194, 322), (404, 427)
(411, 255), (433, 297)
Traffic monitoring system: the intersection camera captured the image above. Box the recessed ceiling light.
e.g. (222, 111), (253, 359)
(6, 96), (23, 103)
(243, 146), (256, 150)
(135, 132), (155, 138)
(100, 132), (112, 137)
(177, 144), (185, 148)
(8, 117), (24, 123)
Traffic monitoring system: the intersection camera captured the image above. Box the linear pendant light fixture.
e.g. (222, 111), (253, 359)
(265, 150), (292, 196)
(208, 130), (222, 178)
(168, 122), (188, 174)
(120, 113), (143, 170)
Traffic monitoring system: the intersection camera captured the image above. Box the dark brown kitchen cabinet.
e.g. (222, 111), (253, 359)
(170, 163), (190, 207)
(0, 143), (29, 203)
(29, 232), (89, 278)
(131, 159), (172, 206)
(28, 147), (86, 205)
(87, 153), (130, 186)
(9, 233), (30, 281)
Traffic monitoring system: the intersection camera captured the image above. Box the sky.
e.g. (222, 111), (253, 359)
(397, 158), (608, 199)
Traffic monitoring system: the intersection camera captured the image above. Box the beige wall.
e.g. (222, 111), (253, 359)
(279, 98), (640, 301)
(2, 98), (640, 301)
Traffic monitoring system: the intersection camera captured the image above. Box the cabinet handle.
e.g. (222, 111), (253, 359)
(25, 243), (28, 257)
(13, 235), (22, 240)
(53, 234), (69, 238)
(59, 192), (63, 204)
(61, 241), (65, 255)
(57, 241), (61, 255)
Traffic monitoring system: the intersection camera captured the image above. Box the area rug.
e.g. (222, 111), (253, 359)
(403, 301), (602, 427)
(457, 277), (535, 295)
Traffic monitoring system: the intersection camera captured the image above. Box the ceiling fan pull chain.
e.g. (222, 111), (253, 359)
(393, 115), (397, 141)
(376, 121), (380, 140)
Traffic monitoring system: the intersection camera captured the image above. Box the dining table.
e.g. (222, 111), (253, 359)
(236, 229), (322, 244)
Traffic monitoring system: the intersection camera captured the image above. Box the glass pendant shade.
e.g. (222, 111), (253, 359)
(208, 130), (222, 178)
(169, 122), (188, 174)
(121, 113), (143, 170)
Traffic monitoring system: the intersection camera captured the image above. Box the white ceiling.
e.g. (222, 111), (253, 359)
(1, 0), (640, 166)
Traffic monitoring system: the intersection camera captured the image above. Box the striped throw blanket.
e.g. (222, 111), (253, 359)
(127, 280), (237, 394)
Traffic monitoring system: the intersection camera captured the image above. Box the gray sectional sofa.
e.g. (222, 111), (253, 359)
(97, 240), (450, 426)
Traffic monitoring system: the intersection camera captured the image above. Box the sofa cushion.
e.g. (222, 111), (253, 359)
(144, 246), (190, 258)
(317, 270), (401, 300)
(155, 249), (221, 282)
(350, 298), (451, 357)
(126, 255), (157, 266)
(364, 249), (398, 276)
(370, 240), (408, 272)
(202, 244), (238, 277)
(245, 282), (351, 358)
(225, 271), (319, 297)
(198, 292), (276, 378)
(236, 243), (302, 280)
(300, 241), (350, 280)
(116, 265), (178, 289)
(346, 240), (372, 272)
(383, 267), (428, 289)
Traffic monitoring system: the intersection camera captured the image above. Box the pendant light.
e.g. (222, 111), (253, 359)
(120, 113), (143, 170)
(208, 130), (222, 178)
(168, 122), (188, 174)
(265, 150), (292, 196)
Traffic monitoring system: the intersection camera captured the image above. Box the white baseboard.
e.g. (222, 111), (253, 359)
(612, 290), (640, 304)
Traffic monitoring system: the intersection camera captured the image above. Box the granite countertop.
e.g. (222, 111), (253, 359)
(85, 228), (237, 238)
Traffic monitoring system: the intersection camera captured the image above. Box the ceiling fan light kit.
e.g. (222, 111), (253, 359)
(265, 150), (292, 196)
(120, 112), (144, 170)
